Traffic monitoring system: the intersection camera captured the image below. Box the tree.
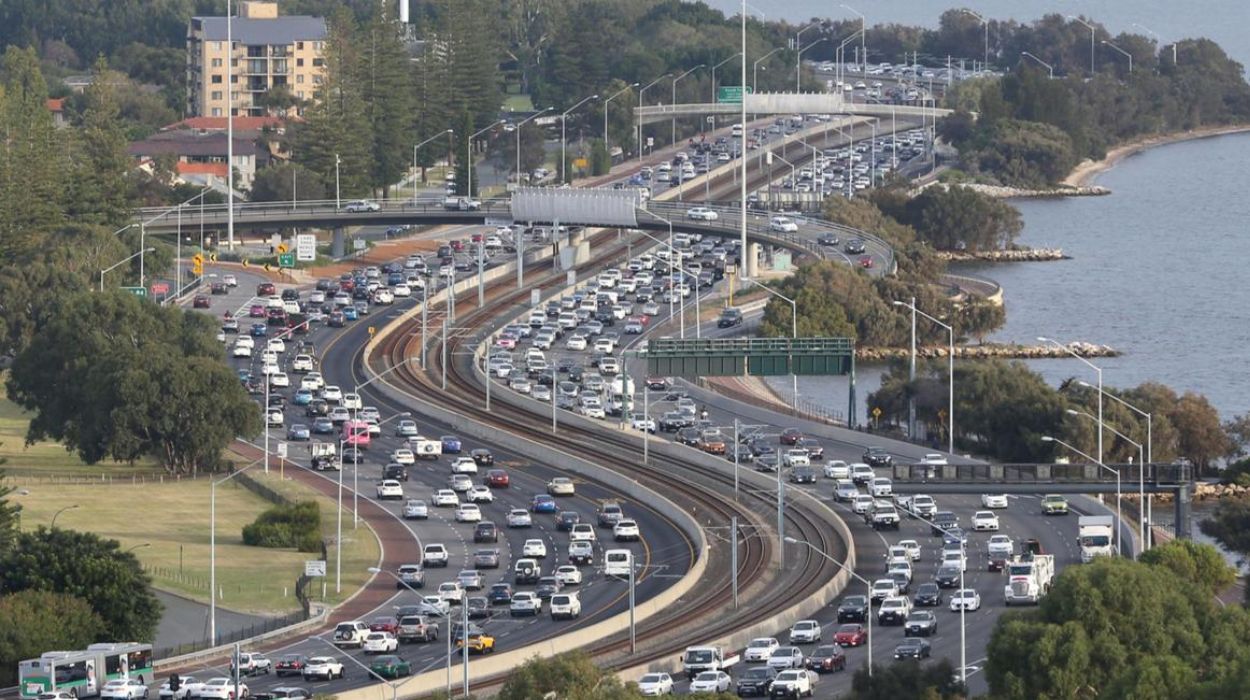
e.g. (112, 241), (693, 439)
(357, 6), (414, 195)
(498, 651), (644, 700)
(251, 163), (329, 203)
(490, 121), (545, 180)
(0, 470), (19, 553)
(0, 528), (161, 642)
(1168, 392), (1232, 471)
(0, 46), (66, 259)
(849, 659), (964, 699)
(900, 185), (1024, 251)
(68, 58), (137, 229)
(1198, 496), (1250, 560)
(589, 138), (611, 176)
(0, 590), (104, 686)
(1138, 539), (1235, 596)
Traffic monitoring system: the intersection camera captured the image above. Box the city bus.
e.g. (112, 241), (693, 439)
(342, 419), (371, 449)
(19, 643), (153, 699)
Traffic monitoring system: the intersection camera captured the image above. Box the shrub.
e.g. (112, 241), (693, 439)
(242, 501), (322, 553)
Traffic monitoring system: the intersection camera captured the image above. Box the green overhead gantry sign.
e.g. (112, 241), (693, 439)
(644, 337), (853, 377)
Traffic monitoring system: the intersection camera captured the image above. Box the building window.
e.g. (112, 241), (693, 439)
(312, 58), (324, 67)
(297, 58), (304, 67)
(211, 90), (223, 101)
(211, 58), (222, 68)
(296, 74), (304, 84)
(297, 91), (305, 99)
(211, 74), (222, 84)
(211, 108), (222, 116)
(297, 42), (305, 50)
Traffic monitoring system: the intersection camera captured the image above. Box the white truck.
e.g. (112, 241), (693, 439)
(1003, 553), (1056, 605)
(409, 436), (443, 459)
(310, 442), (339, 471)
(681, 646), (740, 680)
(442, 196), (481, 211)
(1078, 515), (1115, 563)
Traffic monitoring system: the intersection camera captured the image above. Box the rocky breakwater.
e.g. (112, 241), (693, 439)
(937, 248), (1070, 262)
(914, 181), (1110, 199)
(858, 341), (1119, 361)
(1126, 481), (1248, 505)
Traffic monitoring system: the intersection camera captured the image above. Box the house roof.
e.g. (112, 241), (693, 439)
(177, 162), (230, 178)
(46, 98), (65, 113)
(194, 16), (327, 45)
(168, 116), (287, 132)
(128, 131), (259, 159)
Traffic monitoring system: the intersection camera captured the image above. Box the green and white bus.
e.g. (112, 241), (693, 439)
(18, 644), (154, 699)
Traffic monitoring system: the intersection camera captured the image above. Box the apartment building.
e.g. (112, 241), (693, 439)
(186, 1), (327, 118)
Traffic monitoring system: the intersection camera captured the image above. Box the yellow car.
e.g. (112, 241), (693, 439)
(456, 633), (496, 654)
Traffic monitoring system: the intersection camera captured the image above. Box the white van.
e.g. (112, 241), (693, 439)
(604, 549), (633, 577)
(549, 593), (581, 620)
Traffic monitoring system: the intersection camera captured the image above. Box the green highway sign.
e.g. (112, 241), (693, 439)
(716, 86), (753, 104)
(278, 252), (295, 268)
(121, 286), (147, 298)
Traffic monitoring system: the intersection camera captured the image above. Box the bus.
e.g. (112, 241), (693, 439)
(342, 420), (371, 449)
(19, 644), (153, 699)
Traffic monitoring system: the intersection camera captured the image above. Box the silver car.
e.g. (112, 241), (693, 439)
(403, 499), (429, 520)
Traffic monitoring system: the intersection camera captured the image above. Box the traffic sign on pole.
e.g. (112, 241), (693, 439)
(295, 233), (316, 262)
(151, 282), (170, 296)
(278, 252), (295, 268)
(276, 243), (289, 254)
(121, 286), (147, 298)
(717, 86), (753, 103)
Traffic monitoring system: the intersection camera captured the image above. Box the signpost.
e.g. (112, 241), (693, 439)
(278, 252), (295, 268)
(295, 233), (317, 262)
(192, 253), (204, 276)
(122, 287), (147, 298)
(150, 282), (170, 296)
(717, 86), (753, 103)
(304, 560), (327, 577)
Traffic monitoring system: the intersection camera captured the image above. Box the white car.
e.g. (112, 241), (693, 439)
(300, 373), (323, 391)
(508, 509), (532, 527)
(554, 565), (583, 585)
(422, 543), (449, 567)
(950, 589), (981, 611)
(919, 453), (948, 466)
(522, 539), (548, 558)
(972, 510), (1000, 531)
(232, 343), (252, 358)
(451, 456), (479, 474)
(449, 474), (473, 492)
(988, 534), (1015, 557)
(375, 480), (403, 500)
(402, 499), (428, 519)
(613, 519), (641, 541)
(852, 494), (875, 514)
(569, 523), (597, 542)
(159, 676), (206, 700)
(767, 646), (805, 670)
(266, 338), (286, 353)
(743, 637), (780, 662)
(635, 672), (674, 696)
(343, 199), (381, 212)
(869, 477), (893, 497)
(823, 460), (851, 479)
(321, 385), (343, 402)
(941, 549), (967, 572)
(467, 485), (494, 503)
(432, 489), (459, 507)
(788, 619), (822, 644)
(686, 207), (719, 221)
(342, 393), (362, 410)
(437, 581), (465, 604)
(510, 591), (543, 616)
(101, 679), (149, 700)
(302, 657), (344, 681)
(631, 417), (656, 432)
(362, 632), (398, 654)
(885, 546), (910, 568)
(374, 289), (395, 304)
(899, 539), (922, 561)
(393, 283), (411, 297)
(981, 493), (1009, 509)
(291, 354), (315, 372)
(418, 595), (450, 616)
(198, 679), (248, 700)
(395, 420), (419, 437)
(689, 671), (731, 694)
(565, 336), (587, 351)
(455, 503), (483, 522)
(769, 216), (799, 233)
(548, 477), (576, 496)
(389, 448), (415, 466)
(268, 372), (290, 388)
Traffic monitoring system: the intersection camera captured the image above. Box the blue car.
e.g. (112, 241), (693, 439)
(342, 306), (359, 321)
(293, 389), (314, 406)
(286, 424), (311, 441)
(530, 494), (557, 513)
(237, 369), (252, 382)
(387, 272), (405, 286)
(250, 323), (268, 337)
(441, 435), (462, 453)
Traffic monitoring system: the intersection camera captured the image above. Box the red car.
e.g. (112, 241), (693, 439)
(193, 295), (211, 308)
(249, 304), (267, 318)
(370, 616), (399, 634)
(834, 623), (868, 647)
(274, 653), (308, 677)
(449, 240), (465, 252)
(780, 428), (804, 445)
(486, 469), (510, 488)
(257, 282), (276, 296)
(859, 255), (874, 269)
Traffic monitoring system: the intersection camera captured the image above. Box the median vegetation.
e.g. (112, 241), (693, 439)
(242, 501), (323, 553)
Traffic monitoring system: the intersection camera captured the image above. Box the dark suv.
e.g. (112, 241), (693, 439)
(473, 522), (499, 543)
(383, 464), (408, 482)
(863, 447), (892, 468)
(717, 308), (743, 328)
(735, 666), (778, 697)
(837, 595), (868, 623)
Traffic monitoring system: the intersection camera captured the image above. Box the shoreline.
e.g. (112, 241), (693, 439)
(1063, 123), (1250, 188)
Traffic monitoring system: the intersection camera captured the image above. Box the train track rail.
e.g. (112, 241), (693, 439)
(358, 231), (845, 689)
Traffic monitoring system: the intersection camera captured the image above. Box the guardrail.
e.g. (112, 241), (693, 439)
(892, 462), (1193, 484)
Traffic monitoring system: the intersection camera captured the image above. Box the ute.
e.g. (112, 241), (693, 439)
(681, 646), (740, 680)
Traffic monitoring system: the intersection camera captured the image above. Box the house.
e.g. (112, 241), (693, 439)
(45, 98), (68, 128)
(128, 130), (267, 190)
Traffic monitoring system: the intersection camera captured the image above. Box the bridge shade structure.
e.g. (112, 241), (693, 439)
(644, 337), (853, 378)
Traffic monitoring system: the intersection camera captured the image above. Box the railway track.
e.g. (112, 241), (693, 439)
(356, 230), (845, 688)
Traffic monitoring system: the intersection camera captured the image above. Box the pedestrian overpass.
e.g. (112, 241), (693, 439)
(635, 91), (952, 125)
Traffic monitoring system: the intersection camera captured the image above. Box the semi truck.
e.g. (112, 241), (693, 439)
(1078, 515), (1115, 563)
(1003, 553), (1056, 605)
(680, 646), (740, 680)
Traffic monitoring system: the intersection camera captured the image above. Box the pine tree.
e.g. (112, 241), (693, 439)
(69, 58), (136, 229)
(438, 0), (501, 128)
(0, 47), (65, 259)
(358, 5), (415, 196)
(412, 36), (454, 175)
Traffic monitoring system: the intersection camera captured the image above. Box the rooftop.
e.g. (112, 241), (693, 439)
(129, 131), (260, 159)
(194, 16), (327, 45)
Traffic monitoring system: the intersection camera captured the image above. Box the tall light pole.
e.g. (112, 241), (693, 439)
(1039, 336), (1103, 464)
(604, 82), (638, 155)
(369, 567), (453, 697)
(1068, 16), (1097, 74)
(226, 0), (235, 251)
(795, 21), (823, 91)
(514, 108), (552, 187)
(211, 458), (263, 643)
(126, 542), (151, 554)
(753, 47), (784, 92)
(671, 65), (704, 148)
(1102, 40), (1133, 74)
(1044, 436), (1122, 556)
(1021, 51), (1054, 79)
(744, 278), (798, 414)
(334, 153), (341, 210)
(1069, 410), (1143, 555)
(1081, 381), (1153, 550)
(99, 248), (156, 292)
(835, 31), (863, 92)
(795, 38), (827, 92)
(840, 5), (866, 77)
(768, 151), (797, 207)
(50, 504), (79, 528)
(467, 120), (505, 198)
(561, 95), (598, 185)
(414, 129), (454, 201)
(638, 74), (671, 164)
(961, 8), (989, 71)
(784, 538), (873, 676)
(893, 299), (954, 454)
(711, 53), (743, 103)
(740, 0), (748, 282)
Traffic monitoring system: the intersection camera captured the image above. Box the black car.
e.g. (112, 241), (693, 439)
(893, 638), (931, 660)
(817, 234), (841, 247)
(837, 595), (869, 623)
(342, 448), (364, 464)
(466, 597), (490, 620)
(473, 549), (500, 569)
(789, 466), (817, 484)
(889, 572), (911, 595)
(473, 522), (499, 543)
(312, 417), (335, 434)
(717, 308), (743, 328)
(535, 576), (561, 599)
(930, 511), (959, 537)
(735, 666), (778, 697)
(383, 464), (408, 482)
(556, 511), (580, 531)
(863, 447), (892, 468)
(793, 438), (824, 461)
(487, 583), (512, 604)
(844, 238), (867, 255)
(935, 565), (962, 588)
(904, 611), (937, 637)
(676, 427), (703, 446)
(471, 448), (494, 466)
(913, 582), (943, 607)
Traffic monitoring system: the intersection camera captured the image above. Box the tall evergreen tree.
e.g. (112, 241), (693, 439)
(0, 47), (65, 259)
(437, 0), (501, 128)
(411, 34), (454, 174)
(358, 5), (415, 196)
(68, 58), (137, 229)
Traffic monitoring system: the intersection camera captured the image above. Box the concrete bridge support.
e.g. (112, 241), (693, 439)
(332, 227), (345, 258)
(1174, 482), (1192, 540)
(747, 242), (761, 278)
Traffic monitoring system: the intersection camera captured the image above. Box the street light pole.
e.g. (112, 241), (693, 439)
(894, 300), (954, 454)
(743, 278), (798, 414)
(962, 9), (989, 71)
(561, 95), (598, 185)
(1102, 40), (1133, 74)
(211, 459), (263, 643)
(753, 47), (784, 92)
(795, 22), (823, 92)
(638, 74), (671, 164)
(1068, 16), (1097, 73)
(99, 248), (156, 292)
(1021, 51), (1054, 79)
(467, 120), (505, 199)
(711, 53), (743, 103)
(1043, 436), (1122, 556)
(603, 82), (638, 155)
(1040, 336), (1103, 465)
(785, 537), (872, 676)
(671, 66), (704, 148)
(50, 504), (79, 528)
(841, 5), (866, 77)
(513, 108), (552, 189)
(413, 130), (454, 202)
(1068, 410), (1144, 556)
(334, 154), (341, 210)
(1082, 381), (1153, 549)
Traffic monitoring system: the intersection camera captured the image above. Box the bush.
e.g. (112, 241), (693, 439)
(242, 501), (322, 553)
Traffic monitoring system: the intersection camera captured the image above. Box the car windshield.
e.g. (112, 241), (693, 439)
(685, 650), (713, 663)
(640, 675), (664, 683)
(748, 639), (773, 648)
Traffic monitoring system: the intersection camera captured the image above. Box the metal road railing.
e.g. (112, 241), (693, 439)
(891, 462), (1192, 485)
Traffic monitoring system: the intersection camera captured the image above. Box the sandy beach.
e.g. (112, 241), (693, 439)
(1063, 123), (1250, 188)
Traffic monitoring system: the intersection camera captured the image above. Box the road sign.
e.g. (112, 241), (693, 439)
(263, 263), (274, 273)
(150, 282), (170, 295)
(573, 157), (588, 169)
(305, 560), (327, 577)
(717, 85), (753, 104)
(368, 326), (376, 337)
(353, 238), (367, 251)
(209, 252), (218, 263)
(872, 407), (883, 418)
(192, 253), (204, 266)
(295, 233), (317, 261)
(277, 442), (288, 458)
(276, 243), (289, 254)
(241, 259), (250, 268)
(646, 137), (654, 147)
(121, 286), (147, 298)
(278, 252), (295, 268)
(484, 217), (513, 228)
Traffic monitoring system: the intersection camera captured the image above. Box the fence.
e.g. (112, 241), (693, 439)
(1, 471), (211, 486)
(143, 565), (209, 592)
(152, 606), (309, 660)
(789, 397), (846, 427)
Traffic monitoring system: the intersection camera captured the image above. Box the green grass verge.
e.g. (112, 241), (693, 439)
(503, 94), (535, 112)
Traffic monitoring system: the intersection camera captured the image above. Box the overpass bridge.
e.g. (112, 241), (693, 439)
(635, 91), (952, 125)
(890, 461), (1196, 538)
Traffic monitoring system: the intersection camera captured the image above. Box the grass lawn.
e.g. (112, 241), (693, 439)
(9, 470), (380, 615)
(503, 94), (535, 112)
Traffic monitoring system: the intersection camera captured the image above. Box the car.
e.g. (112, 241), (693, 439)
(440, 435), (462, 453)
(834, 623), (867, 647)
(467, 485), (494, 503)
(456, 632), (496, 655)
(611, 518), (641, 541)
(451, 456), (478, 474)
(636, 673), (674, 697)
(198, 679), (248, 700)
(972, 510), (1000, 531)
(437, 581), (465, 605)
(422, 543), (449, 568)
(362, 632), (398, 654)
(486, 469), (510, 487)
(981, 493), (1009, 509)
(767, 646), (804, 670)
(769, 216), (799, 233)
(904, 610), (938, 637)
(417, 596), (450, 617)
(877, 596), (912, 625)
(432, 489), (459, 507)
(301, 657), (344, 681)
(806, 645), (846, 674)
(101, 679), (149, 700)
(273, 655), (308, 678)
(912, 580), (943, 606)
(383, 464), (408, 482)
(522, 539), (548, 558)
(391, 448), (415, 466)
(870, 578), (899, 604)
(457, 569), (484, 590)
(1042, 494), (1070, 515)
(823, 460), (851, 479)
(531, 494), (558, 512)
(507, 508), (532, 527)
(863, 447), (892, 468)
(470, 448), (494, 466)
(567, 540), (594, 565)
(930, 511), (959, 536)
(893, 638), (931, 660)
(286, 424), (310, 441)
(788, 619), (822, 644)
(950, 588), (981, 612)
(554, 565), (583, 585)
(375, 480), (404, 500)
(735, 666), (778, 697)
(918, 453), (948, 466)
(343, 199), (380, 212)
(934, 564), (962, 589)
(455, 503), (483, 522)
(193, 295), (211, 309)
(395, 564), (425, 590)
(569, 523), (596, 542)
(851, 494), (875, 515)
(689, 671), (731, 694)
(473, 548), (501, 569)
(510, 591), (542, 616)
(368, 655), (411, 680)
(448, 474), (473, 493)
(686, 207), (719, 221)
(836, 595), (868, 623)
(488, 582), (513, 605)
